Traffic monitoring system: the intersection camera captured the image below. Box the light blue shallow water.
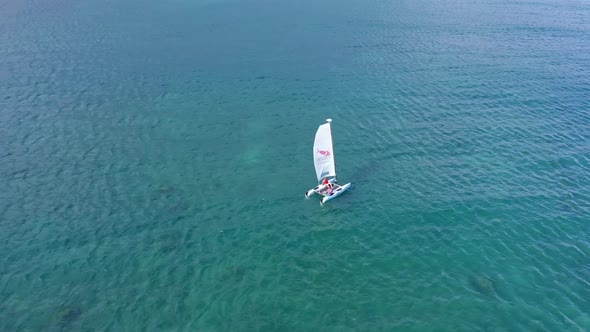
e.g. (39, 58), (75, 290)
(1, 0), (590, 330)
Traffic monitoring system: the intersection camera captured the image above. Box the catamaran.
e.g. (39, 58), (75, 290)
(305, 119), (351, 204)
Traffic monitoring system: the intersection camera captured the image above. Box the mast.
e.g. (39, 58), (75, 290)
(326, 118), (336, 180)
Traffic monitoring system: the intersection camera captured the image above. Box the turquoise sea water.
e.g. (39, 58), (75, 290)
(2, 0), (590, 330)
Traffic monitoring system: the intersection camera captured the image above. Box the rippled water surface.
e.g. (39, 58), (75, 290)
(2, 0), (590, 330)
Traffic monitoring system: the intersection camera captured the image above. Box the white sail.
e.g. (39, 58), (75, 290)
(313, 121), (336, 182)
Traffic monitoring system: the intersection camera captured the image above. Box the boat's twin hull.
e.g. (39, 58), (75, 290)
(305, 180), (351, 204)
(305, 178), (337, 197)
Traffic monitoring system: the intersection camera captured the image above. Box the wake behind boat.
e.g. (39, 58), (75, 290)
(304, 119), (351, 204)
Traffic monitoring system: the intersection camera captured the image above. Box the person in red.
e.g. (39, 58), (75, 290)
(322, 177), (334, 195)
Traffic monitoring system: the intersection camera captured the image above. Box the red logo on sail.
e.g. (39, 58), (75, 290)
(318, 150), (331, 157)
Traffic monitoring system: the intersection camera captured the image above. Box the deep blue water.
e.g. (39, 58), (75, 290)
(1, 0), (590, 330)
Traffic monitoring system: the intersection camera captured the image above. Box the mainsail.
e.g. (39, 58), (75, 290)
(313, 121), (336, 182)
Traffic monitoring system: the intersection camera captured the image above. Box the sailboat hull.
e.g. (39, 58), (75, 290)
(320, 182), (351, 204)
(305, 178), (337, 197)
